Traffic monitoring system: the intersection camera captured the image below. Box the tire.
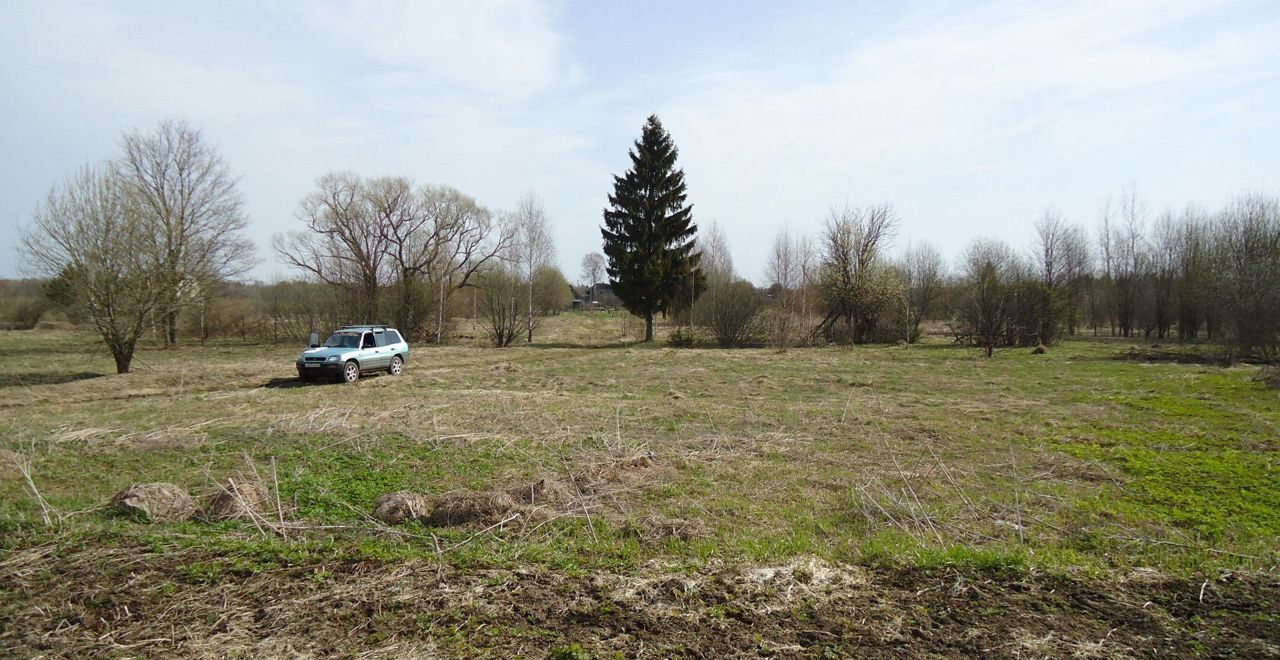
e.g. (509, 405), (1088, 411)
(388, 355), (403, 376)
(342, 360), (361, 383)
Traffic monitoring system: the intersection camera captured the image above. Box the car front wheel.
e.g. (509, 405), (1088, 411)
(388, 355), (403, 375)
(342, 360), (361, 383)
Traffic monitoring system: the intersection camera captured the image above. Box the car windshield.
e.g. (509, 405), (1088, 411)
(323, 332), (361, 348)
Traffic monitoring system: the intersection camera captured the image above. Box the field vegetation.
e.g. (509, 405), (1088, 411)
(2, 314), (1276, 656)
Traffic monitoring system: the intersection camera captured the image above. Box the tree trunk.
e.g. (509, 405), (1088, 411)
(111, 343), (134, 374)
(644, 312), (654, 342)
(166, 310), (179, 347)
(399, 270), (414, 337)
(985, 343), (994, 358)
(436, 274), (446, 344)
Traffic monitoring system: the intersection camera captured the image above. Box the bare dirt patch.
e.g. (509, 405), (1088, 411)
(2, 543), (1275, 658)
(1112, 346), (1226, 365)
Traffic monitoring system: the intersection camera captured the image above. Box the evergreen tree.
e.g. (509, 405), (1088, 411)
(601, 115), (703, 341)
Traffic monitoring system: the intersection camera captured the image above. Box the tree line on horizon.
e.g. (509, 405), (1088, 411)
(654, 189), (1279, 363)
(591, 115), (1279, 362)
(13, 118), (1280, 373)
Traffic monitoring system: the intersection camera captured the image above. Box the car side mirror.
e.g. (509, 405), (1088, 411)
(307, 330), (320, 348)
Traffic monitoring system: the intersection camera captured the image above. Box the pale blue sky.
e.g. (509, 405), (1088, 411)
(2, 0), (1278, 282)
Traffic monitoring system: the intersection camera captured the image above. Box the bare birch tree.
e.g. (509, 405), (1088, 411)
(766, 228), (802, 346)
(580, 252), (605, 303)
(512, 194), (555, 343)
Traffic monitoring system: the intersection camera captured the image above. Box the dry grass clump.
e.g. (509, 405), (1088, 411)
(623, 515), (706, 543)
(110, 483), (197, 522)
(203, 478), (270, 521)
(1256, 365), (1280, 389)
(372, 491), (430, 525)
(426, 491), (521, 527)
(423, 454), (661, 530)
(507, 477), (577, 507)
(489, 362), (522, 373)
(571, 452), (656, 494)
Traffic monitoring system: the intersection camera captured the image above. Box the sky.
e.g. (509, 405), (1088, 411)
(2, 0), (1278, 284)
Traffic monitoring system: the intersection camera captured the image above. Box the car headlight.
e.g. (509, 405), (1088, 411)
(327, 355), (339, 362)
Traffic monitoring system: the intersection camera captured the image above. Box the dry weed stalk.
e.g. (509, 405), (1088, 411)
(1008, 442), (1026, 544)
(13, 441), (57, 526)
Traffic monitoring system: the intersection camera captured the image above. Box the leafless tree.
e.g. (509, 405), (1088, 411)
(1059, 222), (1092, 335)
(512, 194), (555, 343)
(424, 188), (513, 343)
(275, 174), (510, 338)
(1173, 205), (1212, 340)
(900, 242), (944, 343)
(957, 239), (1018, 357)
(365, 176), (423, 331)
(580, 252), (605, 303)
(117, 120), (254, 346)
(274, 172), (390, 324)
(694, 223), (760, 346)
(1113, 185), (1149, 337)
(1146, 211), (1181, 339)
(1213, 194), (1280, 360)
(379, 181), (505, 340)
(798, 234), (817, 341)
(476, 258), (525, 348)
(1033, 210), (1089, 342)
(766, 228), (802, 346)
(813, 204), (898, 343)
(21, 167), (166, 372)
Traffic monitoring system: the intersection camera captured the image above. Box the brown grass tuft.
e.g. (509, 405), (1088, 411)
(203, 478), (270, 521)
(372, 491), (430, 525)
(110, 482), (197, 522)
(508, 477), (577, 507)
(624, 515), (706, 543)
(427, 491), (521, 527)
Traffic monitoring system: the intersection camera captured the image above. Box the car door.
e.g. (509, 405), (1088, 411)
(371, 330), (392, 369)
(359, 332), (386, 370)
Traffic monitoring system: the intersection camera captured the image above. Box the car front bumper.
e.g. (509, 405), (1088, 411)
(297, 362), (343, 377)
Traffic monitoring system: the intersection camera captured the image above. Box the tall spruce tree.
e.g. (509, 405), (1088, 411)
(601, 115), (703, 341)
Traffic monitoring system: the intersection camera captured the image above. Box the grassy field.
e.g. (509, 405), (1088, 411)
(1, 313), (1277, 657)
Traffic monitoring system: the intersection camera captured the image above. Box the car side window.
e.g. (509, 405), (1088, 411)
(374, 331), (387, 347)
(386, 330), (402, 344)
(362, 332), (375, 349)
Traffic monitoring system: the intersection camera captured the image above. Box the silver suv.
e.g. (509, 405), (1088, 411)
(296, 325), (411, 383)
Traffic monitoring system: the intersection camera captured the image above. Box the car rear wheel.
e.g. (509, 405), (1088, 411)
(342, 360), (360, 383)
(388, 355), (403, 375)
